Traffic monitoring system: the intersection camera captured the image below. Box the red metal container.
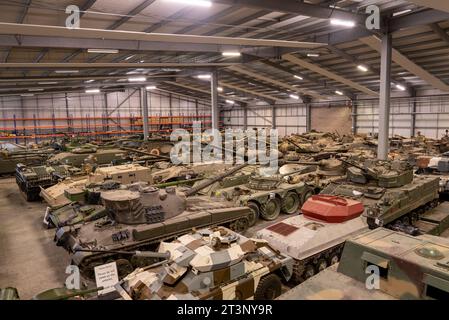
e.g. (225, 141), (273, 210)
(301, 195), (364, 223)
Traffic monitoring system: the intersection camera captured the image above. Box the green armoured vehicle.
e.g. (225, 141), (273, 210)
(279, 228), (449, 300)
(0, 143), (53, 175)
(54, 164), (253, 279)
(47, 147), (128, 167)
(256, 160), (440, 283)
(209, 170), (314, 226)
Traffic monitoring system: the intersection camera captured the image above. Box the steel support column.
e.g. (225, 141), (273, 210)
(211, 70), (219, 131)
(306, 103), (311, 132)
(377, 33), (392, 160)
(140, 87), (149, 140)
(271, 106), (276, 129)
(351, 99), (357, 134)
(411, 90), (417, 137)
(243, 106), (248, 131)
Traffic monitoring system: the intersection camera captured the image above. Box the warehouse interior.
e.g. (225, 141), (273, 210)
(1, 0), (449, 301)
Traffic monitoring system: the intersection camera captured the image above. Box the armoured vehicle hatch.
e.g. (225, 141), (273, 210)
(115, 226), (293, 300)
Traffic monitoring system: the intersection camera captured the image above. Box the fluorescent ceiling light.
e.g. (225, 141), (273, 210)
(222, 52), (241, 57)
(307, 53), (320, 57)
(85, 89), (100, 93)
(357, 65), (369, 72)
(335, 90), (344, 95)
(20, 93), (34, 97)
(289, 94), (300, 100)
(85, 79), (95, 83)
(128, 76), (147, 82)
(146, 86), (157, 90)
(197, 74), (211, 80)
(87, 49), (119, 54)
(38, 81), (57, 85)
(164, 0), (212, 7)
(124, 55), (135, 61)
(217, 87), (223, 92)
(140, 60), (145, 63)
(54, 70), (79, 74)
(396, 84), (406, 91)
(294, 75), (303, 80)
(225, 100), (235, 104)
(392, 9), (412, 17)
(330, 19), (356, 28)
(28, 88), (44, 92)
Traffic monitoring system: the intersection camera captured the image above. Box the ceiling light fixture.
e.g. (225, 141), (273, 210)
(38, 81), (57, 85)
(217, 87), (223, 92)
(146, 86), (157, 90)
(164, 0), (212, 7)
(85, 89), (100, 93)
(85, 79), (95, 83)
(197, 74), (211, 80)
(225, 100), (235, 105)
(128, 76), (147, 82)
(396, 84), (406, 91)
(87, 49), (119, 54)
(20, 93), (34, 97)
(222, 52), (241, 57)
(357, 65), (369, 72)
(307, 53), (320, 57)
(392, 9), (412, 17)
(294, 75), (303, 80)
(54, 70), (79, 74)
(335, 90), (344, 95)
(124, 55), (135, 61)
(28, 88), (44, 92)
(289, 94), (300, 100)
(330, 19), (356, 27)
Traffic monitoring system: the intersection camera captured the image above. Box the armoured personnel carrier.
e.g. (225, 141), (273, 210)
(0, 144), (53, 175)
(256, 160), (440, 283)
(210, 170), (314, 226)
(16, 164), (83, 201)
(55, 165), (254, 279)
(115, 226), (293, 300)
(279, 228), (449, 300)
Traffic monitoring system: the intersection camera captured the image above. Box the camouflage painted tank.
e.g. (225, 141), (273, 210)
(16, 163), (83, 201)
(256, 160), (440, 283)
(45, 202), (107, 228)
(115, 226), (293, 300)
(279, 228), (449, 300)
(212, 170), (314, 226)
(55, 165), (253, 279)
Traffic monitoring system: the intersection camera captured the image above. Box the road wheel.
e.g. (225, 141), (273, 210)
(328, 253), (340, 266)
(116, 259), (134, 279)
(316, 258), (328, 272)
(260, 198), (281, 221)
(410, 212), (419, 225)
(229, 218), (249, 233)
(247, 202), (260, 227)
(254, 274), (282, 300)
(302, 264), (315, 280)
(301, 190), (314, 205)
(281, 192), (301, 214)
(401, 216), (410, 225)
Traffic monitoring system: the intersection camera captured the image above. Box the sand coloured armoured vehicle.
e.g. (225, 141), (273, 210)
(279, 228), (449, 300)
(115, 226), (294, 300)
(47, 148), (127, 167)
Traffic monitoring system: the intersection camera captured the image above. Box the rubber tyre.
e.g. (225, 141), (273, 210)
(254, 274), (282, 300)
(260, 198), (281, 221)
(247, 202), (260, 227)
(230, 218), (249, 233)
(328, 253), (340, 266)
(281, 192), (301, 214)
(316, 258), (328, 272)
(302, 264), (315, 280)
(301, 190), (314, 205)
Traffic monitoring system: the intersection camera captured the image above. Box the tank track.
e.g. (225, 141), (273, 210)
(291, 244), (344, 284)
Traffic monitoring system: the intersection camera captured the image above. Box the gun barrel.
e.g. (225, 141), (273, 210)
(183, 163), (248, 197)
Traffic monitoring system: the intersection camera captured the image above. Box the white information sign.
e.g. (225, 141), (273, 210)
(94, 262), (119, 295)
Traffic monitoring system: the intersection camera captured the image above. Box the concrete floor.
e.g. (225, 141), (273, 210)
(0, 177), (70, 299)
